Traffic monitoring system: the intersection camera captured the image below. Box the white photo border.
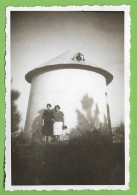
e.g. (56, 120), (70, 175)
(5, 5), (130, 191)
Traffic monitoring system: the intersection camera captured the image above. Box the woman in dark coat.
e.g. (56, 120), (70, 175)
(42, 103), (54, 142)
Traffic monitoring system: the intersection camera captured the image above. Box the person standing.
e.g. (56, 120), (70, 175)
(53, 105), (65, 141)
(42, 103), (54, 143)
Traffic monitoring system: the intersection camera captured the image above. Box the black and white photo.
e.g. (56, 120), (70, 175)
(5, 6), (130, 191)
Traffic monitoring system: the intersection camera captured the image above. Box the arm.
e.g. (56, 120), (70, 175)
(51, 111), (55, 123)
(62, 113), (67, 129)
(52, 118), (55, 123)
(42, 111), (45, 126)
(62, 115), (65, 126)
(42, 118), (44, 126)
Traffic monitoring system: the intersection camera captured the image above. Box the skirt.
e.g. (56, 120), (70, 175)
(53, 122), (63, 135)
(42, 122), (53, 136)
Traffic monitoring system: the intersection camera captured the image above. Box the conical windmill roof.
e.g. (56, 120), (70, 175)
(25, 50), (113, 85)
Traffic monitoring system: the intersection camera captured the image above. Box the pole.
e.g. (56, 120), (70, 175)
(105, 92), (112, 132)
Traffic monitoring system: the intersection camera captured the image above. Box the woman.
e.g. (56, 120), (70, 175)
(53, 105), (65, 141)
(42, 103), (54, 143)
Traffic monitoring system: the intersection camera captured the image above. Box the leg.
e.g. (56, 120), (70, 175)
(57, 135), (60, 141)
(46, 136), (49, 143)
(55, 135), (58, 141)
(42, 135), (46, 141)
(52, 135), (56, 142)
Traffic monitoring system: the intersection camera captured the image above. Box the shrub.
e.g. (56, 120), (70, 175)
(11, 89), (22, 132)
(112, 122), (124, 143)
(69, 126), (112, 146)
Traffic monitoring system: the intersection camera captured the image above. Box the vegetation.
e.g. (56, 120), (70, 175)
(11, 92), (124, 185)
(11, 126), (125, 185)
(112, 122), (124, 143)
(11, 89), (21, 132)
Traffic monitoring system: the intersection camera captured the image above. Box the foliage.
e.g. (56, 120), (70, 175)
(11, 136), (124, 185)
(112, 122), (124, 143)
(115, 122), (124, 135)
(69, 126), (112, 145)
(11, 121), (124, 185)
(11, 89), (21, 132)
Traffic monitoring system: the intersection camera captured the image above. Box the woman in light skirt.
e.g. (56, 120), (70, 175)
(53, 105), (65, 141)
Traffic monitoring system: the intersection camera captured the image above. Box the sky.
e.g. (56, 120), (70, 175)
(11, 11), (124, 128)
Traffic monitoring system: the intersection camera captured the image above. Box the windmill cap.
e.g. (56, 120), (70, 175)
(25, 50), (113, 85)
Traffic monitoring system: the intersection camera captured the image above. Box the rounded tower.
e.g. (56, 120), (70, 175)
(24, 51), (113, 137)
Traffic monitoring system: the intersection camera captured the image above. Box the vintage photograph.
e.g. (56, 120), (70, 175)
(5, 6), (130, 190)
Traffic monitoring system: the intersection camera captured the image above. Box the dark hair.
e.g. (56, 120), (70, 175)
(55, 105), (60, 110)
(46, 103), (51, 108)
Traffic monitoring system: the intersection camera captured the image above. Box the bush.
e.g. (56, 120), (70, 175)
(112, 122), (124, 143)
(69, 126), (112, 146)
(11, 89), (22, 132)
(11, 132), (124, 185)
(11, 132), (32, 146)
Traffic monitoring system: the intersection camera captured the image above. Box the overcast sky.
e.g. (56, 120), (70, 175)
(11, 11), (124, 128)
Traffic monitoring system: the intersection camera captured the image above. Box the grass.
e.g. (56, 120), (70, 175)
(11, 133), (125, 185)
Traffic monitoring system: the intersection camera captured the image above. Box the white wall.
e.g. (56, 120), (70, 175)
(25, 69), (107, 136)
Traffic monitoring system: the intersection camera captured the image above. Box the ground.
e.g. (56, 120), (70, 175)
(11, 135), (125, 185)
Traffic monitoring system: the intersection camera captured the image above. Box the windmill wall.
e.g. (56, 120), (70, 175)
(24, 68), (107, 137)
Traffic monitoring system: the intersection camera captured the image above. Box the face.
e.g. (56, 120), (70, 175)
(55, 107), (60, 112)
(47, 105), (51, 110)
